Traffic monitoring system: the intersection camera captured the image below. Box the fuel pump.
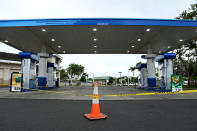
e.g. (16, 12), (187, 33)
(47, 62), (58, 88)
(18, 52), (40, 91)
(155, 53), (176, 91)
(136, 63), (148, 89)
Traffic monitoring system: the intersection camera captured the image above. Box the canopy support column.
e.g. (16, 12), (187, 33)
(38, 46), (49, 88)
(142, 54), (156, 89)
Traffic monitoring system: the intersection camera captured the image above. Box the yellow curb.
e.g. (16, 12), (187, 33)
(63, 93), (72, 94)
(85, 95), (92, 96)
(102, 90), (197, 97)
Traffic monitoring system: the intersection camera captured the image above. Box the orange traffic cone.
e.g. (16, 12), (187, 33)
(84, 82), (107, 120)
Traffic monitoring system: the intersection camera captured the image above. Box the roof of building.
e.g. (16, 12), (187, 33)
(94, 76), (110, 80)
(0, 52), (20, 61)
(0, 18), (197, 54)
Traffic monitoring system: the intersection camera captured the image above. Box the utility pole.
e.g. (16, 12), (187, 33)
(118, 72), (122, 86)
(69, 70), (72, 86)
(133, 70), (135, 88)
(115, 74), (117, 86)
(128, 69), (130, 86)
(92, 73), (94, 84)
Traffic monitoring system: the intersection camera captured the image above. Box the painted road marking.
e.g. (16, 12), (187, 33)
(2, 84), (197, 97)
(102, 90), (197, 97)
(0, 84), (10, 86)
(0, 86), (73, 95)
(92, 94), (99, 99)
(55, 92), (72, 94)
(37, 90), (72, 94)
(55, 92), (64, 93)
(85, 90), (197, 97)
(85, 95), (92, 96)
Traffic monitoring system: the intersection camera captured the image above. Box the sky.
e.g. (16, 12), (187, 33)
(0, 0), (195, 78)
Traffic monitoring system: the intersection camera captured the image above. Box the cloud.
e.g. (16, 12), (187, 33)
(60, 54), (146, 77)
(0, 0), (195, 19)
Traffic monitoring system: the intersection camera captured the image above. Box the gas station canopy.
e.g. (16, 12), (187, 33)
(0, 18), (197, 54)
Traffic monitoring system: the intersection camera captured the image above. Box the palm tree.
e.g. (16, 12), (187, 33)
(129, 66), (136, 86)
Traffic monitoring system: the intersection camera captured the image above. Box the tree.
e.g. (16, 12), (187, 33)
(67, 63), (85, 79)
(60, 69), (69, 81)
(129, 66), (136, 76)
(108, 77), (115, 85)
(80, 73), (88, 82)
(174, 3), (197, 87)
(129, 66), (136, 85)
(176, 4), (197, 20)
(122, 80), (126, 84)
(117, 77), (123, 84)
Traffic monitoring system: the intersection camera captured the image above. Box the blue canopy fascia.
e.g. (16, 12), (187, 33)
(0, 18), (197, 27)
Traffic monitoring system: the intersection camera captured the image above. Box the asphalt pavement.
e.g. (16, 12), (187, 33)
(0, 99), (197, 131)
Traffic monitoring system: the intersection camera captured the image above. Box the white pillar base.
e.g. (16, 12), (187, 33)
(38, 52), (48, 87)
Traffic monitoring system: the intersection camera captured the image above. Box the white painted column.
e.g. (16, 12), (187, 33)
(37, 45), (49, 88)
(141, 67), (148, 88)
(142, 54), (156, 88)
(138, 69), (142, 87)
(164, 59), (173, 90)
(38, 45), (49, 78)
(147, 58), (156, 78)
(38, 53), (48, 77)
(147, 50), (156, 82)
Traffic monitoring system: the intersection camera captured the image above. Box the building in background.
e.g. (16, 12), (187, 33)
(0, 52), (21, 86)
(94, 76), (110, 86)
